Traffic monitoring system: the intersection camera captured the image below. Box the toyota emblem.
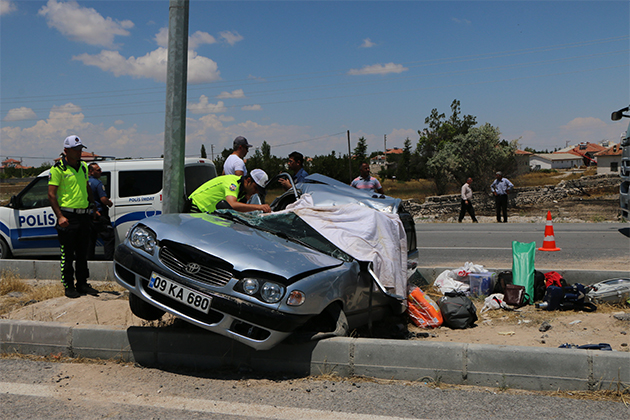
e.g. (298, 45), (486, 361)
(185, 262), (201, 274)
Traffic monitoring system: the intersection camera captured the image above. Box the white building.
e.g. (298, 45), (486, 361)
(530, 153), (583, 170)
(594, 143), (622, 175)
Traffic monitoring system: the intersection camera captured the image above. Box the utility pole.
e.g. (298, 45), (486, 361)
(210, 144), (214, 161)
(347, 130), (352, 182)
(162, 0), (189, 214)
(384, 134), (387, 154)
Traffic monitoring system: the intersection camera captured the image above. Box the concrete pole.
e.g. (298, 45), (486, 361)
(162, 0), (189, 214)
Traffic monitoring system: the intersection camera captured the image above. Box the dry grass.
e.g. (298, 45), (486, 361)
(0, 270), (126, 316)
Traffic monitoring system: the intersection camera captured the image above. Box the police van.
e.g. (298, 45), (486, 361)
(0, 157), (216, 259)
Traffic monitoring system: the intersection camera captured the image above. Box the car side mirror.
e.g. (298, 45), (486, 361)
(9, 195), (18, 209)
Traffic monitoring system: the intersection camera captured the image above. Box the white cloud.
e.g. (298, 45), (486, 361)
(155, 27), (217, 49)
(348, 63), (408, 76)
(4, 107), (37, 122)
(188, 96), (227, 114)
(220, 31), (244, 46)
(242, 105), (262, 111)
(452, 17), (472, 25)
(1, 103), (164, 163)
(0, 0), (17, 16)
(360, 38), (376, 48)
(38, 0), (133, 49)
(114, 120), (124, 125)
(73, 48), (220, 84)
(217, 89), (245, 99)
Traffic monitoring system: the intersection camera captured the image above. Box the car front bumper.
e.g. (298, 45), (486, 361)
(114, 245), (311, 351)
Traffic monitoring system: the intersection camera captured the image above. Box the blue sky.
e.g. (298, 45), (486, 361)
(1, 0), (629, 167)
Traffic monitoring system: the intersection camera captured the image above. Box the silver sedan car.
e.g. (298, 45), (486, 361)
(114, 174), (416, 351)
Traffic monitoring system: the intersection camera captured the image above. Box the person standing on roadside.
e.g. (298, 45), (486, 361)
(490, 171), (514, 223)
(87, 162), (115, 261)
(458, 177), (478, 223)
(351, 162), (384, 194)
(48, 135), (99, 298)
(278, 151), (308, 190)
(223, 136), (252, 176)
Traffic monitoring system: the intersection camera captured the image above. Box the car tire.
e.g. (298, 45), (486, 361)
(290, 304), (349, 342)
(129, 293), (166, 321)
(0, 237), (11, 259)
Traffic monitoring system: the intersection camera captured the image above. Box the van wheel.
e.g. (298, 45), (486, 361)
(0, 237), (11, 259)
(129, 293), (165, 321)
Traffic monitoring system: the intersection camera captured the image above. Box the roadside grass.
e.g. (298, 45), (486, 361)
(0, 270), (125, 316)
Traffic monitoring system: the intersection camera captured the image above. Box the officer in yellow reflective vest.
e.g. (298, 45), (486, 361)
(48, 135), (100, 298)
(189, 169), (271, 214)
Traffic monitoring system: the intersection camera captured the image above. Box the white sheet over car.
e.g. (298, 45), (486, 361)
(277, 194), (408, 298)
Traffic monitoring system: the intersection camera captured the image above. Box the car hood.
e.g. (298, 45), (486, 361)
(138, 212), (344, 279)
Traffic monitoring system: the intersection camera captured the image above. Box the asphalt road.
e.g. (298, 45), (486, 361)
(0, 358), (626, 420)
(415, 223), (629, 271)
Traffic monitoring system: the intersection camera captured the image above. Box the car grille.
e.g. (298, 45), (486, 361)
(159, 245), (233, 287)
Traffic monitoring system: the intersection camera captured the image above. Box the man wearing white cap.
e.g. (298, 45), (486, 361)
(48, 135), (99, 298)
(188, 169), (271, 213)
(223, 136), (252, 176)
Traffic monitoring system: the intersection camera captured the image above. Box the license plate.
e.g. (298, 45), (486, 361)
(148, 272), (212, 314)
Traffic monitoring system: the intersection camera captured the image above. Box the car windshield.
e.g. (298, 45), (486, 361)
(216, 210), (353, 262)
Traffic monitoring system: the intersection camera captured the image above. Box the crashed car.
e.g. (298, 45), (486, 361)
(114, 174), (417, 350)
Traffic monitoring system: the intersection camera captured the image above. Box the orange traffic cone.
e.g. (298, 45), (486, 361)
(538, 211), (561, 251)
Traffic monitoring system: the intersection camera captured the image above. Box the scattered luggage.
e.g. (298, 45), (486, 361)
(512, 241), (536, 304)
(407, 287), (443, 328)
(438, 292), (478, 329)
(587, 278), (630, 305)
(504, 284), (529, 307)
(559, 343), (612, 351)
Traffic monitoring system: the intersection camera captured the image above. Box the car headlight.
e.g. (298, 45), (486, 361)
(261, 282), (284, 303)
(129, 225), (157, 255)
(242, 278), (260, 295)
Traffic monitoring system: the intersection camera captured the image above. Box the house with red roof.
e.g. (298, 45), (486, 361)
(594, 143), (622, 175)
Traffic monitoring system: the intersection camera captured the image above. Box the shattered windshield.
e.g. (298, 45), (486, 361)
(216, 210), (353, 262)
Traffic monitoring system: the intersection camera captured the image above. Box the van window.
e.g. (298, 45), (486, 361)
(18, 177), (50, 209)
(119, 170), (162, 198)
(100, 172), (111, 198)
(185, 164), (218, 196)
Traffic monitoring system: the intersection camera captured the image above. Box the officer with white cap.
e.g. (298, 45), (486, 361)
(188, 169), (271, 213)
(48, 135), (99, 298)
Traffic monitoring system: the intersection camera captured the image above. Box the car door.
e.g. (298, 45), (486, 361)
(7, 176), (59, 256)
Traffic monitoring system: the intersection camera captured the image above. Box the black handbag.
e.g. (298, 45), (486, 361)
(438, 292), (478, 329)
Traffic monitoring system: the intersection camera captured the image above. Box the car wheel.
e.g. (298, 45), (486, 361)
(0, 237), (11, 259)
(129, 293), (166, 321)
(291, 304), (349, 342)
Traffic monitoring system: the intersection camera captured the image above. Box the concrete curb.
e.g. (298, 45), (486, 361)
(1, 319), (628, 392)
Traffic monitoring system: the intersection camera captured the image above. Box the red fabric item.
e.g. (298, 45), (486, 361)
(544, 271), (563, 288)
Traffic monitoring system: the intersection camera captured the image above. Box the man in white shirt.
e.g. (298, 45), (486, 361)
(490, 171), (514, 223)
(223, 136), (252, 176)
(458, 177), (478, 223)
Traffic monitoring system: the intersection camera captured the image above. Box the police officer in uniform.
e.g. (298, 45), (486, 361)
(87, 162), (115, 260)
(188, 169), (271, 214)
(48, 135), (99, 298)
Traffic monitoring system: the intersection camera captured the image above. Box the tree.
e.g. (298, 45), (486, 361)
(416, 99), (477, 178)
(353, 137), (368, 161)
(200, 144), (207, 158)
(396, 138), (412, 181)
(427, 123), (516, 194)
